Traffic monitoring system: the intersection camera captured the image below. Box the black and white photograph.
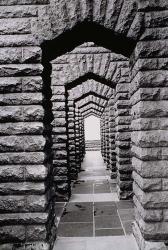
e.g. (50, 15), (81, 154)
(0, 0), (167, 249)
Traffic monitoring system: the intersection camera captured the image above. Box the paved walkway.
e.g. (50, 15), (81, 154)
(54, 151), (138, 250)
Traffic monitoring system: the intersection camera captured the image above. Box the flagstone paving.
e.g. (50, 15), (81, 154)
(54, 151), (138, 250)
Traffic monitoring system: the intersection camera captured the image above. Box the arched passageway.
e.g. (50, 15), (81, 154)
(0, 1), (168, 250)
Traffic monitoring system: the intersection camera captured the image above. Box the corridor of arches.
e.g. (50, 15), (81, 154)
(0, 1), (168, 250)
(54, 112), (137, 249)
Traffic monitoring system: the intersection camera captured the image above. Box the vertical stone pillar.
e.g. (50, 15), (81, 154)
(115, 74), (132, 200)
(67, 98), (77, 180)
(0, 44), (55, 248)
(101, 113), (106, 162)
(74, 107), (81, 172)
(80, 115), (85, 161)
(103, 111), (107, 164)
(103, 104), (110, 169)
(106, 103), (111, 170)
(109, 95), (117, 179)
(78, 112), (84, 163)
(100, 118), (103, 155)
(51, 71), (70, 201)
(131, 3), (168, 249)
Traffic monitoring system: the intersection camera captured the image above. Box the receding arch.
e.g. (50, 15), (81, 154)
(82, 108), (102, 117)
(84, 112), (101, 119)
(66, 72), (115, 89)
(41, 20), (138, 62)
(74, 91), (108, 103)
(79, 101), (104, 109)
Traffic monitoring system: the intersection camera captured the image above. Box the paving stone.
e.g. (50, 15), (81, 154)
(94, 205), (118, 217)
(61, 209), (93, 223)
(58, 223), (93, 237)
(116, 201), (134, 209)
(95, 215), (122, 229)
(118, 209), (135, 222)
(123, 221), (133, 235)
(95, 228), (124, 236)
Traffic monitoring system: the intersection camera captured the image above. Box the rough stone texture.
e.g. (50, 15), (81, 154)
(0, 1), (167, 250)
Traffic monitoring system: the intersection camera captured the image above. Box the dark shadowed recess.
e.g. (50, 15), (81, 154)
(66, 72), (115, 90)
(79, 101), (105, 109)
(74, 91), (108, 103)
(41, 22), (137, 62)
(84, 113), (101, 119)
(80, 107), (103, 115)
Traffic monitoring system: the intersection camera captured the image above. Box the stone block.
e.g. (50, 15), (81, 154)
(53, 167), (68, 176)
(26, 225), (47, 241)
(135, 40), (168, 58)
(116, 132), (131, 141)
(26, 195), (47, 212)
(0, 105), (44, 122)
(130, 71), (168, 96)
(139, 219), (168, 241)
(134, 196), (163, 222)
(0, 34), (38, 47)
(132, 157), (168, 178)
(132, 145), (168, 161)
(162, 179), (168, 191)
(52, 126), (66, 134)
(53, 159), (67, 168)
(0, 135), (45, 152)
(131, 117), (168, 131)
(52, 118), (66, 127)
(52, 134), (67, 143)
(0, 64), (43, 77)
(145, 10), (168, 28)
(25, 165), (48, 180)
(52, 102), (66, 111)
(0, 152), (45, 164)
(0, 47), (41, 64)
(0, 212), (48, 225)
(133, 221), (167, 250)
(53, 150), (67, 160)
(131, 88), (168, 106)
(0, 122), (44, 135)
(52, 95), (65, 102)
(0, 92), (42, 106)
(0, 165), (24, 181)
(22, 76), (43, 92)
(133, 171), (162, 191)
(139, 1), (168, 10)
(0, 225), (25, 242)
(0, 6), (38, 18)
(134, 182), (168, 209)
(0, 0), (49, 5)
(0, 182), (45, 195)
(0, 194), (47, 212)
(52, 111), (66, 118)
(132, 130), (168, 148)
(0, 77), (22, 93)
(24, 242), (50, 250)
(0, 18), (31, 35)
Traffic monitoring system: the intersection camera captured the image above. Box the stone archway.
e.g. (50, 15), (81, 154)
(0, 1), (167, 250)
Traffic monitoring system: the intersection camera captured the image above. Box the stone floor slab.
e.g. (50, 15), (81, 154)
(58, 223), (93, 237)
(54, 236), (138, 250)
(95, 228), (124, 236)
(95, 215), (122, 229)
(54, 151), (136, 249)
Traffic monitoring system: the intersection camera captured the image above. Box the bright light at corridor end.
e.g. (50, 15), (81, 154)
(84, 115), (101, 141)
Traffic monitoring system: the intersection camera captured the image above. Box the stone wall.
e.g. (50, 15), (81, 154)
(0, 1), (167, 249)
(131, 2), (168, 249)
(0, 2), (56, 249)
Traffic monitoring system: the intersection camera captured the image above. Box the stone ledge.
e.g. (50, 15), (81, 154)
(133, 221), (167, 250)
